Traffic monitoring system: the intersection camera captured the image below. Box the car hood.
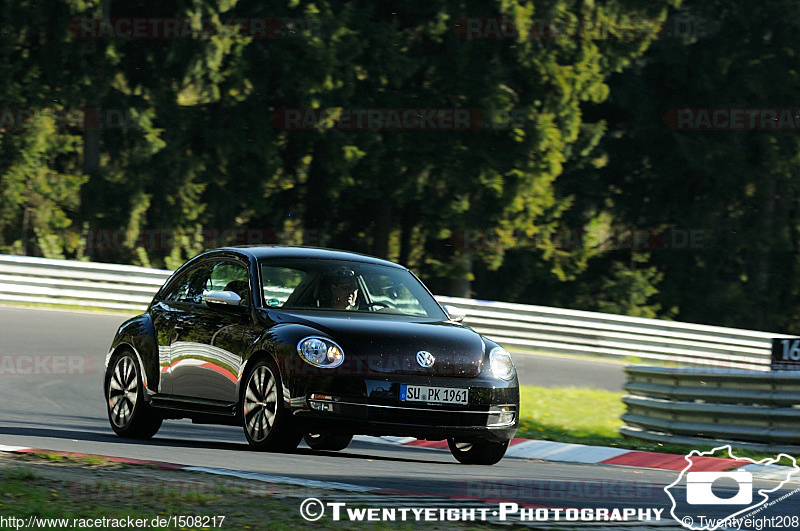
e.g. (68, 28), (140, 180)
(267, 310), (485, 377)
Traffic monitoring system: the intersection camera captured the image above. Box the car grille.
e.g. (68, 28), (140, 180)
(367, 407), (489, 427)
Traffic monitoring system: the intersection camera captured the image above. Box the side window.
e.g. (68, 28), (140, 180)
(162, 265), (209, 303)
(261, 265), (306, 307)
(203, 261), (250, 303)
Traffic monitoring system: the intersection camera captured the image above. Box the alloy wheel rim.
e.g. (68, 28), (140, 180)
(108, 356), (138, 427)
(244, 366), (278, 442)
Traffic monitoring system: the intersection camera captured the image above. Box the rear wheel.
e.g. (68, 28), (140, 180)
(241, 358), (302, 452)
(304, 432), (353, 451)
(447, 438), (509, 465)
(105, 350), (162, 439)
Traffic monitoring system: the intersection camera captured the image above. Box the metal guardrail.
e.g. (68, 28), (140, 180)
(0, 254), (171, 312)
(435, 296), (789, 370)
(621, 366), (800, 452)
(0, 254), (790, 370)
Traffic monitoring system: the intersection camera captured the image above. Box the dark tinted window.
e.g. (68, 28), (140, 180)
(261, 265), (306, 307)
(162, 260), (249, 304)
(204, 261), (250, 303)
(259, 259), (446, 319)
(162, 264), (209, 303)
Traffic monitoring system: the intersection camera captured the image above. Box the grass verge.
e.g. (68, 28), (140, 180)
(0, 453), (496, 530)
(515, 385), (779, 461)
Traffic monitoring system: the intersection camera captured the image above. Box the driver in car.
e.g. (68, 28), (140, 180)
(330, 276), (359, 310)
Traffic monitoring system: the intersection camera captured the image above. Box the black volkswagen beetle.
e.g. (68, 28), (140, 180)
(104, 246), (519, 464)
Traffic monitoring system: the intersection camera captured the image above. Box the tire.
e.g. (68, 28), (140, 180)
(241, 358), (303, 452)
(105, 350), (162, 439)
(447, 438), (509, 465)
(304, 432), (353, 451)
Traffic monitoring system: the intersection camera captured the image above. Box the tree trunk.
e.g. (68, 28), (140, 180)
(82, 112), (100, 179)
(303, 139), (329, 247)
(371, 192), (393, 258)
(448, 250), (473, 297)
(20, 206), (30, 256)
(398, 203), (416, 266)
(754, 171), (776, 330)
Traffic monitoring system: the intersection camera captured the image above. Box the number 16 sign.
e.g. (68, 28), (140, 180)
(771, 338), (800, 370)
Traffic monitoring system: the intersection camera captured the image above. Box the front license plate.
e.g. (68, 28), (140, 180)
(400, 385), (468, 405)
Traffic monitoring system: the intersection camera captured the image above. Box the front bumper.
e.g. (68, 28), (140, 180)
(286, 373), (519, 443)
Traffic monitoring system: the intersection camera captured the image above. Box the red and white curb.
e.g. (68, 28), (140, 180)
(0, 445), (30, 453)
(4, 439), (795, 477)
(0, 445), (387, 493)
(0, 444), (559, 508)
(355, 437), (797, 474)
(0, 445), (186, 470)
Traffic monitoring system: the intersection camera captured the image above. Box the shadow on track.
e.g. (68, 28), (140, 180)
(0, 423), (452, 466)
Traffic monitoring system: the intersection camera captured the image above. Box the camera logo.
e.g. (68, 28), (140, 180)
(664, 445), (800, 530)
(686, 471), (752, 505)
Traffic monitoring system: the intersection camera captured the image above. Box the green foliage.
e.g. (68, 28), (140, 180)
(0, 114), (87, 257)
(517, 384), (777, 458)
(584, 254), (672, 319)
(592, 0), (800, 331)
(25, 0), (799, 332)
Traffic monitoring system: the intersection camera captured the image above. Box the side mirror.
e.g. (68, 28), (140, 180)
(444, 304), (466, 323)
(204, 291), (244, 309)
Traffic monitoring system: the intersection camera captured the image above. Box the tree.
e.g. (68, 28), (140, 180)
(0, 114), (86, 257)
(0, 1), (88, 257)
(591, 0), (800, 331)
(237, 0), (679, 298)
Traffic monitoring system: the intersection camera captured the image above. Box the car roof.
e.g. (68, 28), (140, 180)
(218, 245), (407, 270)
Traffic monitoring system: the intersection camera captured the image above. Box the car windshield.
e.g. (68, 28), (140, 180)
(259, 259), (446, 319)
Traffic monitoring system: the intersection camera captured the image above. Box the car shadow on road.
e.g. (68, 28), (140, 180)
(0, 424), (453, 466)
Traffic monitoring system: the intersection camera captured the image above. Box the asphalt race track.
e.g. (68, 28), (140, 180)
(1, 306), (798, 529)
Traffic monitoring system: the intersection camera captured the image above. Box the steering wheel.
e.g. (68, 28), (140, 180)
(363, 302), (391, 311)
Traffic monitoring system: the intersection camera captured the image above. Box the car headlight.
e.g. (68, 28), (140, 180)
(297, 337), (345, 368)
(489, 346), (515, 380)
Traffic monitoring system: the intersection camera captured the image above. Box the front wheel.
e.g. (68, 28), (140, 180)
(241, 358), (302, 452)
(447, 438), (509, 465)
(105, 350), (162, 439)
(304, 432), (353, 451)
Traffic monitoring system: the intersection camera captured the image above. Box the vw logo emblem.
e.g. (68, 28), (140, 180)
(416, 350), (435, 368)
